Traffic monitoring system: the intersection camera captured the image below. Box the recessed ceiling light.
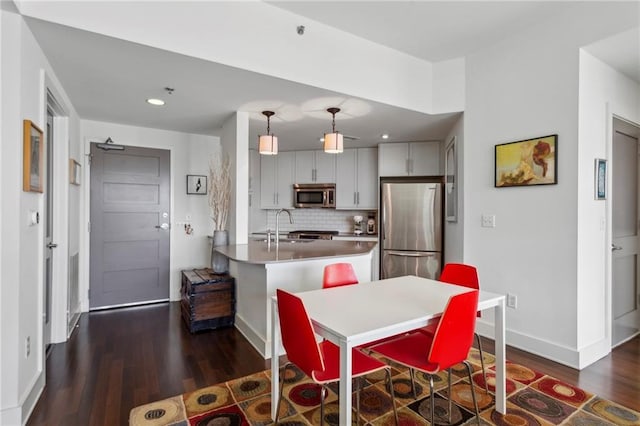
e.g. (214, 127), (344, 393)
(146, 98), (165, 106)
(319, 137), (325, 142)
(381, 133), (390, 140)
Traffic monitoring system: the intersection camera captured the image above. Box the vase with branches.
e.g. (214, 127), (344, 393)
(208, 151), (231, 273)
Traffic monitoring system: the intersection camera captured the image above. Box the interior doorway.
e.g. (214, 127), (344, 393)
(611, 116), (640, 347)
(89, 143), (171, 309)
(43, 107), (55, 350)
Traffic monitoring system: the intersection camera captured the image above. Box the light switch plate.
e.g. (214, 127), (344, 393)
(481, 214), (496, 228)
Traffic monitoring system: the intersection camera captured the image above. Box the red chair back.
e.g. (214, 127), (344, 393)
(439, 263), (479, 290)
(428, 290), (479, 370)
(276, 289), (325, 376)
(440, 263), (481, 318)
(322, 262), (359, 289)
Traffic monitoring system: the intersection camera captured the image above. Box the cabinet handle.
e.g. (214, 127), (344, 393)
(354, 192), (357, 204)
(357, 192), (360, 204)
(249, 194), (252, 207)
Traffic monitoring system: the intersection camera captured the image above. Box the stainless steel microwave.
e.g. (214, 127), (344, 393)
(293, 183), (336, 208)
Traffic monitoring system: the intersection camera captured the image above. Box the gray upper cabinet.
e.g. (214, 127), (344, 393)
(336, 148), (378, 209)
(295, 150), (336, 183)
(378, 142), (441, 176)
(260, 151), (295, 209)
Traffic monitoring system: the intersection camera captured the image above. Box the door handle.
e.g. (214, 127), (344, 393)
(612, 244), (623, 251)
(47, 242), (58, 249)
(386, 250), (435, 257)
(155, 223), (170, 230)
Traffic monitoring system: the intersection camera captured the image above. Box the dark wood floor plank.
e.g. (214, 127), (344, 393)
(26, 301), (638, 425)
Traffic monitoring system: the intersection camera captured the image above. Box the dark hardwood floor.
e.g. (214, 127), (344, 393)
(27, 302), (639, 425)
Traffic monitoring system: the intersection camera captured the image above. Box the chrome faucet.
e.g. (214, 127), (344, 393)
(275, 208), (293, 248)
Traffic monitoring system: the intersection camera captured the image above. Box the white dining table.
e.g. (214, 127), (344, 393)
(270, 275), (506, 425)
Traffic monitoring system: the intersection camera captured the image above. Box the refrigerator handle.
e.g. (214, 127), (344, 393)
(385, 250), (437, 257)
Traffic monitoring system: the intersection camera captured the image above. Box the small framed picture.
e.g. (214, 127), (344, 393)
(23, 120), (44, 192)
(69, 159), (81, 185)
(595, 158), (607, 200)
(444, 136), (457, 222)
(186, 174), (207, 195)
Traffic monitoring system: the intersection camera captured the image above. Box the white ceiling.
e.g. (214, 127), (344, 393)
(23, 2), (639, 151)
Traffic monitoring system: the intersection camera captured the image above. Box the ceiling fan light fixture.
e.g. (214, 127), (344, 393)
(323, 107), (343, 154)
(259, 111), (278, 155)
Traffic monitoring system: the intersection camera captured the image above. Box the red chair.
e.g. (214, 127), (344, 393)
(274, 289), (398, 425)
(419, 263), (488, 392)
(322, 262), (359, 288)
(370, 290), (481, 426)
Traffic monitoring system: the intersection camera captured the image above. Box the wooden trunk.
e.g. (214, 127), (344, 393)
(181, 268), (235, 333)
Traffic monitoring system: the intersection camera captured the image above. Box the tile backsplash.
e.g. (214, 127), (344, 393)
(263, 209), (376, 233)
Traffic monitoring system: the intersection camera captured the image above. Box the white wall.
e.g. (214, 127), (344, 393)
(577, 50), (640, 366)
(15, 1), (465, 115)
(220, 112), (249, 245)
(1, 8), (81, 424)
(81, 120), (220, 303)
(465, 3), (639, 367)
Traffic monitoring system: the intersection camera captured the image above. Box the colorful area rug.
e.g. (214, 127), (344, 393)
(130, 348), (640, 425)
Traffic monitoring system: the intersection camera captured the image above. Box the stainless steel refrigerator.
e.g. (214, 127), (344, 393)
(380, 179), (443, 280)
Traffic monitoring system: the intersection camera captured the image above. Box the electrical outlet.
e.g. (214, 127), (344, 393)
(25, 336), (31, 358)
(507, 293), (517, 309)
(481, 214), (496, 228)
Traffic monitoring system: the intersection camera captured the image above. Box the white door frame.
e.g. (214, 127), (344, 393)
(607, 107), (640, 349)
(44, 83), (71, 345)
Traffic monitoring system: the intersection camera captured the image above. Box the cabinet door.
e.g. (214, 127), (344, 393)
(314, 150), (336, 183)
(356, 148), (378, 209)
(336, 149), (357, 209)
(294, 151), (315, 183)
(260, 155), (278, 209)
(276, 152), (295, 208)
(378, 143), (409, 176)
(410, 142), (441, 175)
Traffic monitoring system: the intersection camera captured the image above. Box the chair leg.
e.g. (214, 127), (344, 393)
(275, 363), (291, 423)
(385, 368), (399, 426)
(475, 333), (489, 393)
(356, 378), (361, 426)
(463, 361), (481, 426)
(409, 368), (417, 400)
(429, 375), (435, 426)
(447, 368), (452, 424)
(320, 385), (327, 426)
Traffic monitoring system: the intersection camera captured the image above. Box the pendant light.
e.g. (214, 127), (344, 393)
(323, 107), (343, 154)
(258, 111), (278, 155)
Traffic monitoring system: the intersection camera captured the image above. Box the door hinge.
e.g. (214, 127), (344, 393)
(86, 153), (93, 165)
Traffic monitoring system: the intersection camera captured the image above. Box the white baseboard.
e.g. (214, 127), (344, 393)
(235, 313), (285, 360)
(476, 320), (611, 370)
(235, 314), (268, 359)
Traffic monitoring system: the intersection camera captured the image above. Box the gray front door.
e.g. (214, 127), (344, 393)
(90, 144), (170, 309)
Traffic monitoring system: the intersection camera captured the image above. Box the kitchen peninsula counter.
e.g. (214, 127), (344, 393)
(217, 239), (377, 358)
(214, 239), (376, 264)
